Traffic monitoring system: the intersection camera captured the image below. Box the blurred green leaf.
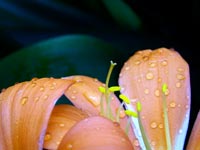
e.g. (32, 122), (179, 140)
(0, 34), (123, 90)
(102, 0), (142, 30)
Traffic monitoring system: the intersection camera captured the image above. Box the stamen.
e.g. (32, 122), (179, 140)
(162, 83), (172, 150)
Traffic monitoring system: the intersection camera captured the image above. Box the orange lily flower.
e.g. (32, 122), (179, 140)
(0, 48), (199, 150)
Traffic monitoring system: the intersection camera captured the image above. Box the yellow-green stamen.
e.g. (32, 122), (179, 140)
(119, 94), (131, 104)
(136, 103), (152, 150)
(162, 83), (172, 150)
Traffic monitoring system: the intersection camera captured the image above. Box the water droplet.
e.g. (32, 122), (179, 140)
(135, 61), (141, 65)
(179, 129), (183, 134)
(177, 68), (184, 72)
(185, 104), (189, 109)
(125, 66), (130, 70)
(154, 89), (160, 97)
(44, 133), (51, 141)
(67, 144), (73, 149)
(31, 82), (36, 87)
(144, 88), (149, 94)
(84, 93), (100, 106)
(119, 110), (126, 118)
(40, 86), (45, 91)
(121, 87), (126, 93)
(146, 72), (154, 80)
(158, 123), (163, 129)
(50, 85), (55, 90)
(176, 82), (181, 88)
(137, 78), (141, 83)
(34, 97), (39, 102)
(161, 60), (168, 66)
(71, 95), (76, 100)
(149, 62), (156, 67)
(59, 123), (65, 127)
(150, 122), (157, 129)
(170, 102), (176, 108)
(56, 141), (60, 145)
(43, 95), (49, 100)
(158, 77), (162, 82)
(133, 139), (140, 147)
(21, 97), (28, 105)
(164, 89), (170, 96)
(176, 74), (185, 80)
(151, 141), (156, 146)
(143, 56), (149, 61)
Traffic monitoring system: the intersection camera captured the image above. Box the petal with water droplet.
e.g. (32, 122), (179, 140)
(119, 48), (191, 149)
(43, 104), (88, 149)
(0, 78), (74, 150)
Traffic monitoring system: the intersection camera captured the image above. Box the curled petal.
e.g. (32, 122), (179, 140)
(64, 75), (140, 149)
(58, 116), (134, 150)
(0, 78), (74, 150)
(186, 111), (200, 150)
(119, 48), (191, 149)
(43, 104), (88, 149)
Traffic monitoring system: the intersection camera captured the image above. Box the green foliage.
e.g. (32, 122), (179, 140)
(0, 34), (123, 90)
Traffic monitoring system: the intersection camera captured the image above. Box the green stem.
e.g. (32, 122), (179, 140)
(138, 111), (152, 150)
(162, 93), (172, 150)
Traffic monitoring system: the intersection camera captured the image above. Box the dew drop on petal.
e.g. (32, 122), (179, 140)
(84, 93), (100, 106)
(125, 66), (130, 70)
(146, 72), (154, 80)
(154, 89), (160, 97)
(40, 86), (45, 91)
(151, 141), (156, 146)
(21, 97), (28, 105)
(70, 95), (76, 100)
(144, 88), (149, 94)
(135, 60), (141, 65)
(150, 122), (157, 129)
(44, 133), (51, 141)
(179, 129), (183, 134)
(67, 144), (73, 149)
(161, 60), (168, 66)
(149, 62), (156, 67)
(34, 97), (39, 102)
(43, 95), (49, 100)
(176, 74), (185, 80)
(176, 82), (181, 88)
(177, 68), (184, 72)
(31, 82), (36, 87)
(170, 102), (176, 108)
(158, 123), (163, 129)
(59, 123), (65, 127)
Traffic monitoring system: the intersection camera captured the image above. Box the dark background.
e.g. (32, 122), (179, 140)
(0, 1), (199, 148)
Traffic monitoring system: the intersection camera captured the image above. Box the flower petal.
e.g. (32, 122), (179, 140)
(119, 48), (190, 149)
(58, 116), (134, 150)
(0, 77), (73, 150)
(64, 75), (140, 149)
(43, 104), (88, 149)
(186, 111), (200, 150)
